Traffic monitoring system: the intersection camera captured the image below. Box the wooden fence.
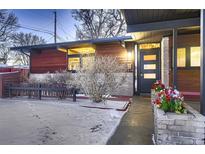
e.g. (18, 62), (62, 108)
(8, 83), (77, 102)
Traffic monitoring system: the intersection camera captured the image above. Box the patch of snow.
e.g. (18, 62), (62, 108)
(0, 98), (127, 145)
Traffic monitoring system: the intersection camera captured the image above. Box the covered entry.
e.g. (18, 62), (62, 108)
(123, 9), (205, 116)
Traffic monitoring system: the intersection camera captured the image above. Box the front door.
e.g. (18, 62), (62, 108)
(139, 49), (160, 93)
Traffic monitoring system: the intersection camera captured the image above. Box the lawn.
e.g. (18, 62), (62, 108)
(0, 98), (127, 145)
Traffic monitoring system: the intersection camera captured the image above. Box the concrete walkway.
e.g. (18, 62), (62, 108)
(107, 96), (154, 145)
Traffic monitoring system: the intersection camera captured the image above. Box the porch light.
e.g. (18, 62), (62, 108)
(127, 51), (132, 60)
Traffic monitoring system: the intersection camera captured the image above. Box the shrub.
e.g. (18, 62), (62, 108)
(75, 56), (127, 103)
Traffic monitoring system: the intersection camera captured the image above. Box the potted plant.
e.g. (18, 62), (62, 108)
(151, 80), (165, 104)
(153, 87), (187, 114)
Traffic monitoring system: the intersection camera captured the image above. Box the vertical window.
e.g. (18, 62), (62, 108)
(177, 48), (186, 67)
(190, 47), (200, 67)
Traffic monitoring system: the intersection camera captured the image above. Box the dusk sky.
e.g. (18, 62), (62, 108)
(10, 9), (77, 43)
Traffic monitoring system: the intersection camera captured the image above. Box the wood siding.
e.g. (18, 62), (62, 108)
(169, 69), (200, 92)
(30, 49), (67, 73)
(169, 33), (200, 92)
(95, 42), (128, 63)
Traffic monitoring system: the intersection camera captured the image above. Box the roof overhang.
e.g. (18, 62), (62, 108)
(10, 36), (132, 53)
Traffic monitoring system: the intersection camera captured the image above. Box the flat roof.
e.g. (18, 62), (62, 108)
(10, 36), (132, 52)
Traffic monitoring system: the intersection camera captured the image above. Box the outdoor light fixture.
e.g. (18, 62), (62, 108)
(127, 51), (132, 60)
(120, 41), (126, 48)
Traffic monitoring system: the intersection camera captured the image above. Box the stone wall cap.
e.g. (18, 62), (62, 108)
(154, 103), (205, 121)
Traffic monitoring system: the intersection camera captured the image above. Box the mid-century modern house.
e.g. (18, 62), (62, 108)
(11, 10), (205, 114)
(11, 36), (135, 96)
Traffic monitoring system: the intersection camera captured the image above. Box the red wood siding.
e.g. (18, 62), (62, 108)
(169, 69), (200, 92)
(30, 49), (67, 73)
(95, 42), (128, 63)
(169, 33), (200, 93)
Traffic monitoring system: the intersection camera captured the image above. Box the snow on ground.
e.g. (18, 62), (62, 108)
(0, 98), (127, 145)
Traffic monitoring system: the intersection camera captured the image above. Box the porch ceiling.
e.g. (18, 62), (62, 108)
(122, 9), (200, 43)
(123, 9), (200, 26)
(131, 26), (200, 43)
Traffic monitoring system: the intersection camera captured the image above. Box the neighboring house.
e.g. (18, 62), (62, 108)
(10, 9), (205, 102)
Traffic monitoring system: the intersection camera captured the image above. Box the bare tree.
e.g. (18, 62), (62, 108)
(72, 9), (126, 40)
(75, 56), (127, 103)
(0, 43), (11, 64)
(0, 10), (18, 64)
(11, 32), (46, 65)
(0, 10), (18, 42)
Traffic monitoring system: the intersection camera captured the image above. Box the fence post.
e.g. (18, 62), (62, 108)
(8, 83), (12, 98)
(38, 83), (42, 100)
(73, 88), (76, 102)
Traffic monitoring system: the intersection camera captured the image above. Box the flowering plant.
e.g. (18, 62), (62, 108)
(154, 87), (187, 114)
(151, 80), (165, 92)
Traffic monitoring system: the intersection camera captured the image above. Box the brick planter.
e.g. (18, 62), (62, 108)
(151, 89), (157, 104)
(153, 104), (205, 145)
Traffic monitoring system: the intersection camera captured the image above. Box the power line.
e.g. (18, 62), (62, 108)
(57, 18), (75, 40)
(0, 21), (54, 36)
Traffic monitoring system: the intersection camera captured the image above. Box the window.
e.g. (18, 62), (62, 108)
(144, 64), (156, 70)
(190, 47), (200, 67)
(177, 48), (186, 67)
(144, 73), (156, 79)
(143, 55), (156, 61)
(139, 43), (160, 50)
(68, 57), (80, 70)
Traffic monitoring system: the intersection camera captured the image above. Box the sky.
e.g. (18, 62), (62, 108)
(10, 9), (77, 43)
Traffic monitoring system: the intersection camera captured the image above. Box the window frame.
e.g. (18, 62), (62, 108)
(190, 46), (201, 67)
(171, 46), (200, 70)
(177, 48), (186, 68)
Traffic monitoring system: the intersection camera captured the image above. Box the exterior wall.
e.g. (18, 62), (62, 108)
(0, 71), (20, 98)
(154, 104), (205, 145)
(95, 42), (133, 64)
(29, 42), (134, 96)
(30, 72), (134, 97)
(161, 37), (169, 87)
(30, 49), (67, 73)
(0, 67), (29, 82)
(111, 73), (133, 96)
(96, 42), (134, 96)
(169, 33), (200, 92)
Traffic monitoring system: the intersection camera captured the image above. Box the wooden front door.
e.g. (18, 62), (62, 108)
(139, 49), (160, 93)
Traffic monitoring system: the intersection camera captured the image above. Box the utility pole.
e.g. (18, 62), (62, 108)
(54, 10), (57, 43)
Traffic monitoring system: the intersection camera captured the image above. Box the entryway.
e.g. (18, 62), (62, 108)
(135, 43), (161, 94)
